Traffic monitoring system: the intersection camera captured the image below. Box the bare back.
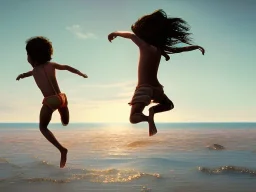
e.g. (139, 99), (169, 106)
(138, 43), (162, 87)
(32, 62), (61, 97)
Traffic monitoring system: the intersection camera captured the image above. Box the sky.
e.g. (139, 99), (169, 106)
(0, 0), (255, 123)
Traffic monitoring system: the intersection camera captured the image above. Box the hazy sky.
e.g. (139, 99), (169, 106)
(0, 0), (255, 123)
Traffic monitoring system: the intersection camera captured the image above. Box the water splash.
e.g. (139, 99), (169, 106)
(198, 165), (256, 176)
(127, 140), (155, 148)
(206, 144), (225, 150)
(26, 177), (70, 183)
(0, 157), (9, 163)
(141, 186), (152, 192)
(14, 163), (161, 184)
(71, 168), (160, 183)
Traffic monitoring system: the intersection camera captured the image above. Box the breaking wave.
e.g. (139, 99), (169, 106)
(198, 165), (256, 176)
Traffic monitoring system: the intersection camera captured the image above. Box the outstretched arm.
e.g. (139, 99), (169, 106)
(108, 31), (145, 48)
(52, 63), (88, 78)
(16, 71), (33, 81)
(165, 45), (205, 55)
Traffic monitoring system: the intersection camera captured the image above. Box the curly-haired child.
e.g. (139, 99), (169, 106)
(16, 36), (88, 168)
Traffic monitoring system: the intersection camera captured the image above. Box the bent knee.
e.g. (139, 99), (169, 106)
(166, 101), (174, 111)
(169, 102), (174, 110)
(60, 115), (69, 126)
(129, 116), (138, 124)
(62, 119), (69, 126)
(39, 124), (47, 131)
(62, 122), (69, 126)
(129, 113), (145, 124)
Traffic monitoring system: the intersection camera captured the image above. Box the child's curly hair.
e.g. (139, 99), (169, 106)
(131, 9), (192, 61)
(26, 36), (53, 65)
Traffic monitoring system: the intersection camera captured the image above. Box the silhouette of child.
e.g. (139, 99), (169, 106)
(108, 9), (205, 136)
(16, 36), (87, 168)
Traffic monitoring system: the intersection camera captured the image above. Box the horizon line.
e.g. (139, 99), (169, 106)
(0, 121), (256, 124)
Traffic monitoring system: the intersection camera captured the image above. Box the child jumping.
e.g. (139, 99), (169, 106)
(16, 36), (87, 168)
(108, 9), (205, 136)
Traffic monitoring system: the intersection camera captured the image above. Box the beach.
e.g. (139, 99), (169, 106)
(1, 123), (256, 192)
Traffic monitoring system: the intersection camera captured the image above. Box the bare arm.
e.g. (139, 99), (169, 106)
(16, 71), (33, 81)
(52, 63), (88, 78)
(108, 31), (145, 48)
(165, 45), (205, 55)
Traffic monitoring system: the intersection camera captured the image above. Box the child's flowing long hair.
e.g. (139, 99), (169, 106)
(131, 9), (192, 61)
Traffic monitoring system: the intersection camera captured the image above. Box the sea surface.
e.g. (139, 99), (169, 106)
(1, 122), (256, 192)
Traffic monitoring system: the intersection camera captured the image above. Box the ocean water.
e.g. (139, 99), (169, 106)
(1, 122), (256, 192)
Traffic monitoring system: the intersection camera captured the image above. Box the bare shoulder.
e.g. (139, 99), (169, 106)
(131, 34), (148, 48)
(140, 41), (160, 54)
(48, 61), (58, 67)
(131, 35), (157, 51)
(49, 62), (63, 70)
(130, 33), (159, 54)
(148, 44), (160, 52)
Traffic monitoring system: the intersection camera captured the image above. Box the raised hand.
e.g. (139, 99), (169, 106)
(197, 46), (205, 55)
(81, 73), (88, 78)
(108, 32), (117, 42)
(16, 74), (22, 81)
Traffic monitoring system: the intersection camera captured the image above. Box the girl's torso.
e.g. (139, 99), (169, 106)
(138, 44), (162, 87)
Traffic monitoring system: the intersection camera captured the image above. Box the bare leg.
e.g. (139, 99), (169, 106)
(148, 107), (157, 136)
(39, 105), (68, 168)
(148, 95), (174, 130)
(150, 101), (174, 114)
(130, 103), (147, 123)
(130, 103), (157, 136)
(58, 106), (69, 126)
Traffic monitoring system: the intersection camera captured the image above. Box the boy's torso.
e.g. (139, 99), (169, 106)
(32, 62), (61, 97)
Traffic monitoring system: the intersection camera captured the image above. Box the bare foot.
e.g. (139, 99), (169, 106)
(60, 148), (68, 168)
(148, 108), (157, 136)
